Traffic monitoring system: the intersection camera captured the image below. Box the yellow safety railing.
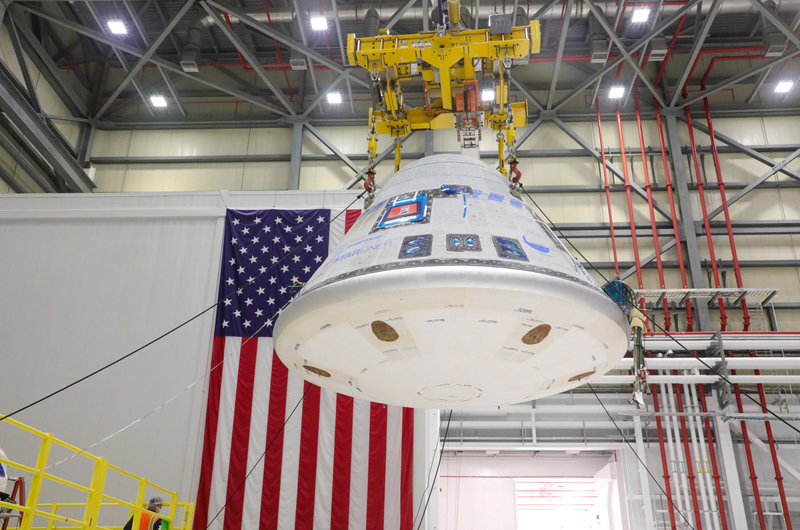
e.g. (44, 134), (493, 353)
(0, 417), (193, 530)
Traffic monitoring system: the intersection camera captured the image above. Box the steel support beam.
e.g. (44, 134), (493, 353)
(663, 113), (710, 330)
(0, 128), (56, 192)
(632, 416), (656, 530)
(545, 0), (573, 110)
(0, 163), (25, 193)
(202, 3), (293, 115)
(302, 70), (350, 117)
(304, 123), (360, 173)
(714, 416), (750, 530)
(511, 75), (544, 111)
(288, 121), (305, 190)
(384, 0), (420, 31)
(515, 116), (544, 149)
(7, 17), (40, 114)
(584, 0), (667, 107)
(553, 0), (702, 110)
(94, 0), (194, 119)
(668, 0), (722, 106)
(330, 0), (355, 112)
(552, 117), (673, 221)
(424, 130), (434, 157)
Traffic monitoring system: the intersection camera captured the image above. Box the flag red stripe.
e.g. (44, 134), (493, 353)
(222, 339), (259, 530)
(345, 209), (361, 233)
(329, 396), (354, 530)
(400, 408), (414, 530)
(194, 336), (226, 530)
(366, 403), (388, 530)
(259, 352), (289, 530)
(295, 383), (322, 530)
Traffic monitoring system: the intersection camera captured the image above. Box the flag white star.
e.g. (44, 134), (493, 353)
(266, 318), (273, 327)
(243, 320), (251, 328)
(267, 297), (275, 305)
(247, 276), (255, 283)
(295, 215), (304, 223)
(284, 225), (292, 232)
(303, 266), (311, 273)
(275, 218), (282, 224)
(315, 235), (324, 243)
(234, 309), (241, 317)
(317, 215), (325, 223)
(222, 320), (229, 328)
(281, 265), (289, 273)
(240, 246), (248, 254)
(291, 275), (299, 283)
(304, 245), (312, 252)
(295, 235), (303, 243)
(269, 277), (277, 284)
(245, 298), (253, 306)
(249, 256), (257, 264)
(242, 227), (250, 235)
(263, 225), (271, 233)
(226, 277), (234, 285)
(252, 236), (259, 244)
(233, 218), (240, 225)
(271, 256), (279, 264)
(224, 299), (231, 306)
(229, 258), (236, 265)
(261, 246), (269, 254)
(279, 286), (287, 294)
(314, 255), (322, 263)
(273, 236), (281, 244)
(254, 217), (262, 224)
(305, 225), (314, 233)
(292, 255), (301, 263)
(237, 288), (243, 295)
(259, 266), (267, 274)
(231, 237), (237, 245)
(237, 266), (245, 274)
(282, 245), (291, 253)
(257, 287), (265, 295)
(255, 309), (263, 317)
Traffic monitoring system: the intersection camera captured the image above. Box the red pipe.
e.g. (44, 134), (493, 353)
(729, 357), (768, 530)
(614, 104), (647, 312)
(596, 103), (620, 277)
(651, 384), (678, 530)
(749, 351), (794, 530)
(697, 385), (730, 530)
(654, 106), (693, 331)
(681, 48), (763, 97)
(634, 95), (670, 330)
(674, 382), (703, 530)
(684, 108), (728, 330)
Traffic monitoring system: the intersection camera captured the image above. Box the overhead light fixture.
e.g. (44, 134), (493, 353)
(327, 92), (342, 104)
(481, 89), (495, 102)
(775, 80), (794, 93)
(631, 8), (650, 23)
(609, 85), (625, 99)
(310, 16), (328, 30)
(107, 20), (127, 34)
(150, 95), (168, 107)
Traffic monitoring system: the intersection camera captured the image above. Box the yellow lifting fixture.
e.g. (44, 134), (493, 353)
(347, 14), (540, 179)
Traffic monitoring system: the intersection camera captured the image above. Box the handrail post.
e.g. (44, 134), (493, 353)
(132, 480), (147, 530)
(167, 493), (178, 530)
(46, 503), (59, 530)
(84, 458), (108, 530)
(20, 434), (53, 530)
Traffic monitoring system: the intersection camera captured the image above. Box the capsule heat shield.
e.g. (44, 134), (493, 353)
(274, 155), (629, 409)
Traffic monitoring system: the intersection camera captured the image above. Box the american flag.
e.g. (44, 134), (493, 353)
(194, 208), (417, 530)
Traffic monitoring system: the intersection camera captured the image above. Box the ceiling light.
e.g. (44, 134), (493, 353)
(609, 85), (625, 99)
(150, 95), (168, 107)
(310, 16), (328, 31)
(327, 92), (342, 104)
(775, 80), (794, 93)
(631, 8), (650, 23)
(481, 89), (495, 102)
(107, 20), (127, 34)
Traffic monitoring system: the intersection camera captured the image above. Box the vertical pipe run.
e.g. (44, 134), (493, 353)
(674, 381), (704, 530)
(665, 378), (692, 522)
(748, 351), (793, 530)
(697, 384), (730, 530)
(652, 383), (678, 530)
(684, 381), (718, 530)
(634, 96), (671, 330)
(684, 108), (728, 330)
(654, 105), (693, 331)
(596, 103), (620, 277)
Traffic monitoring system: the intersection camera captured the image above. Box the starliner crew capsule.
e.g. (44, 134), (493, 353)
(274, 155), (629, 409)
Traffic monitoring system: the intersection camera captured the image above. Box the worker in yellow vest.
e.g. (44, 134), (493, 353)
(123, 497), (163, 530)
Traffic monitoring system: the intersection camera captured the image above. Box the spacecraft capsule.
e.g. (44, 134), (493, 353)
(274, 155), (629, 409)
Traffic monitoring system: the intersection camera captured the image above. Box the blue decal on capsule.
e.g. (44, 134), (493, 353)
(523, 235), (551, 253)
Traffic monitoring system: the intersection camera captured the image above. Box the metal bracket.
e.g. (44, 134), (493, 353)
(709, 331), (731, 410)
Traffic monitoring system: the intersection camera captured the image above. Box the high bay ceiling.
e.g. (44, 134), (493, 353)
(8, 0), (800, 130)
